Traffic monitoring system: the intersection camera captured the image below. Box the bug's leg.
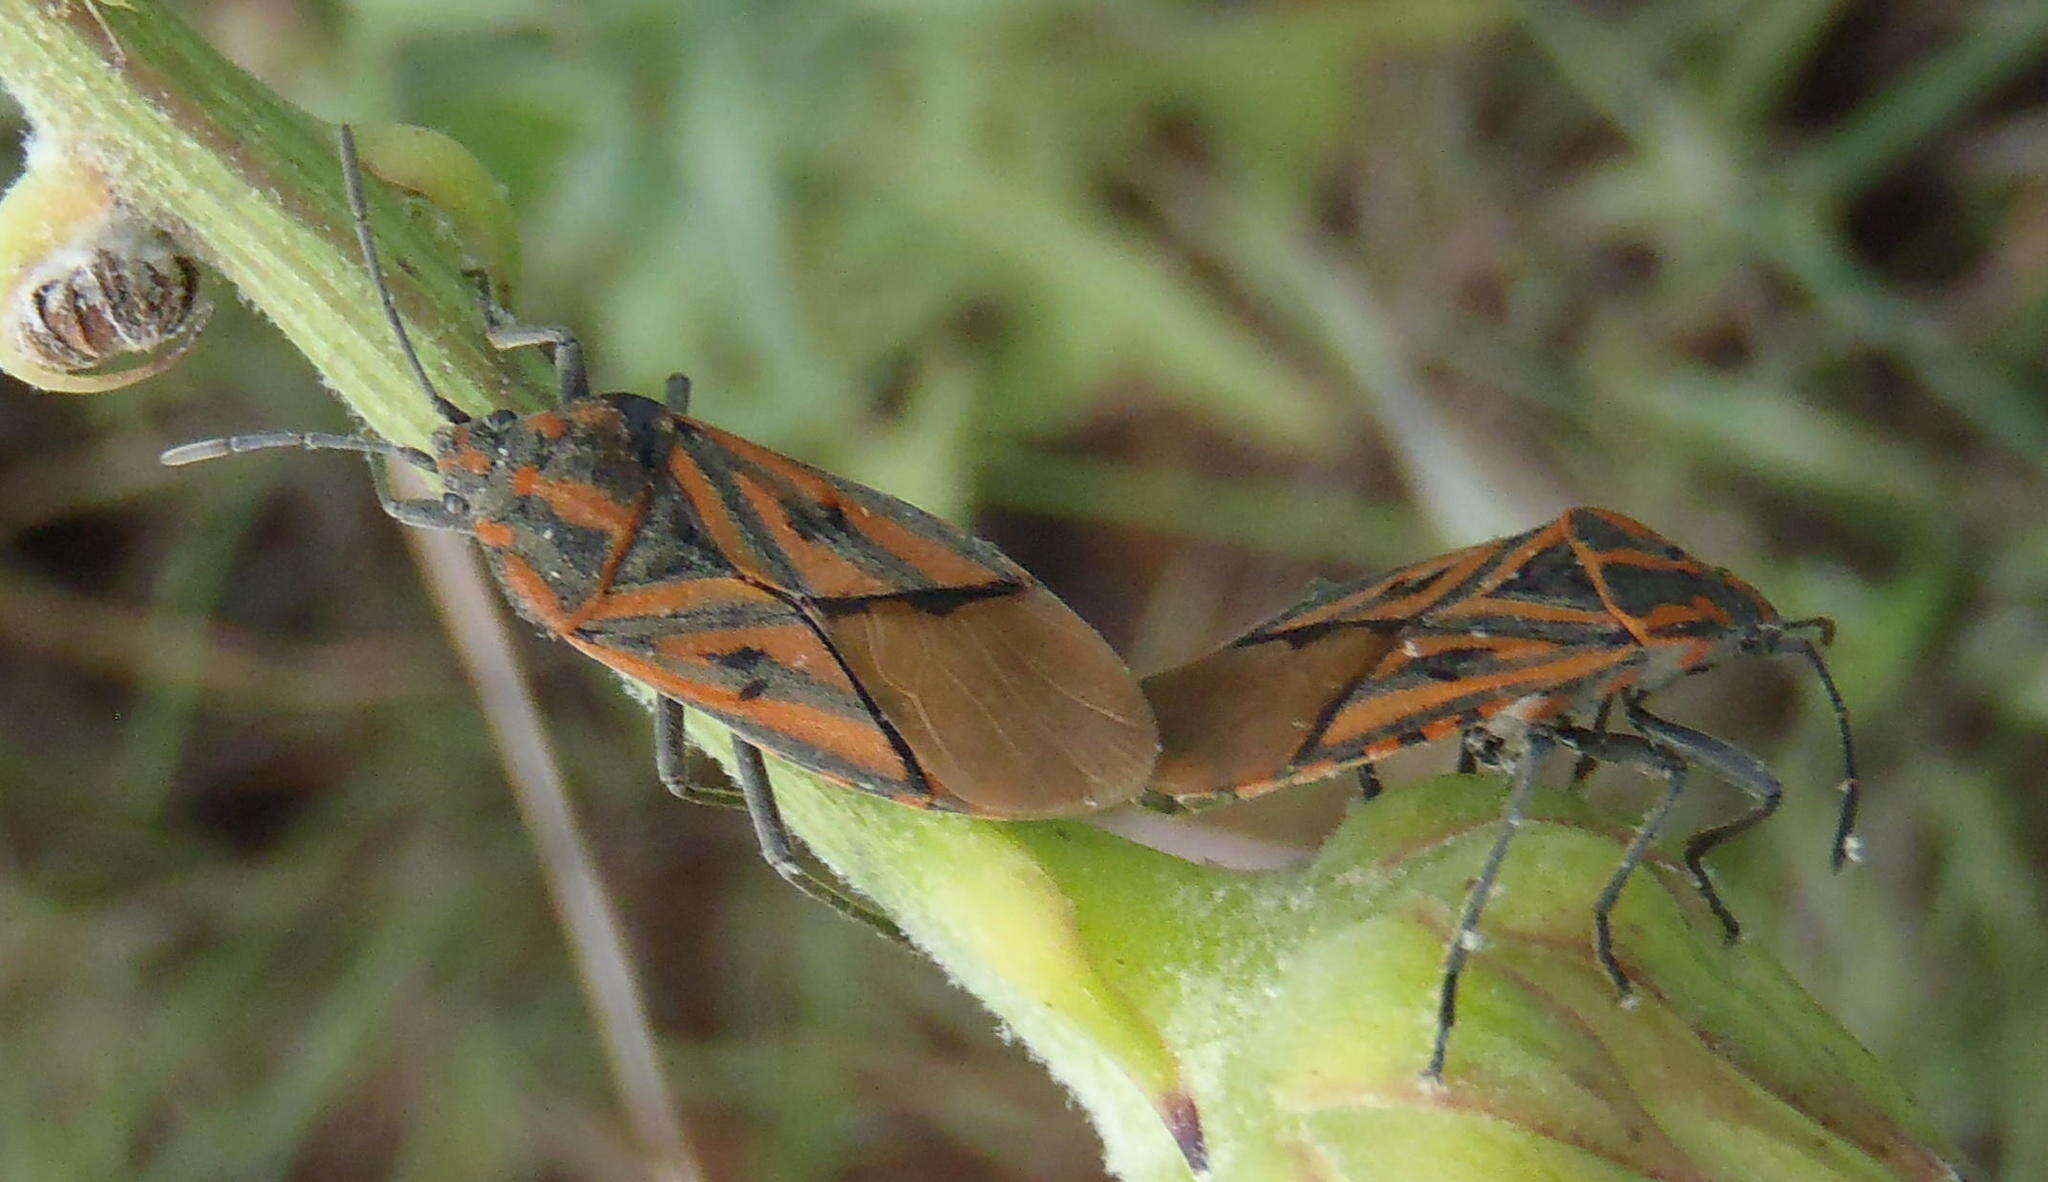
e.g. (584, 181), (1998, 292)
(462, 263), (517, 334)
(1356, 763), (1383, 801)
(1570, 695), (1615, 786)
(651, 697), (749, 808)
(663, 372), (693, 414)
(1624, 700), (1782, 946)
(1455, 727), (1499, 775)
(1428, 728), (1553, 1083)
(1550, 725), (1687, 1002)
(485, 322), (590, 404)
(380, 497), (470, 531)
(364, 456), (470, 531)
(727, 736), (911, 946)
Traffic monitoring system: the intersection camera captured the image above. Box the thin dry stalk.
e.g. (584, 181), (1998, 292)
(400, 499), (704, 1182)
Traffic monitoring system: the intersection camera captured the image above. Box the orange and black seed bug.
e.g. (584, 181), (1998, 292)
(160, 127), (1160, 932)
(1139, 506), (1860, 1079)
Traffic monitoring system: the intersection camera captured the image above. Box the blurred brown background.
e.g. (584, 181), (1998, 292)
(3, 1), (2044, 1178)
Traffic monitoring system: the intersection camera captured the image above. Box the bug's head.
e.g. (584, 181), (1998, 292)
(427, 407), (525, 518)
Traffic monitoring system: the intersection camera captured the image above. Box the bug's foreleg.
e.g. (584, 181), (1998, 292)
(727, 737), (911, 947)
(366, 458), (470, 531)
(1547, 725), (1687, 1002)
(485, 322), (591, 404)
(1355, 763), (1383, 801)
(1428, 728), (1553, 1083)
(1624, 700), (1782, 946)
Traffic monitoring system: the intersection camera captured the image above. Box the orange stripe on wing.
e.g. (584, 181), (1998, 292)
(1274, 544), (1486, 633)
(1317, 645), (1637, 753)
(728, 471), (899, 598)
(651, 622), (863, 694)
(1636, 595), (1733, 634)
(564, 634), (911, 791)
(582, 578), (747, 622)
(669, 444), (772, 584)
(697, 423), (1010, 592)
(1430, 598), (1620, 627)
(845, 503), (1013, 590)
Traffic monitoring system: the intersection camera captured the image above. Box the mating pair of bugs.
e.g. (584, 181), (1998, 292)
(164, 127), (1859, 1084)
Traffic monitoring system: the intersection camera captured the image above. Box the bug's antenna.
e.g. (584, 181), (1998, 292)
(1783, 635), (1861, 871)
(1782, 616), (1837, 646)
(338, 124), (469, 426)
(160, 431), (437, 471)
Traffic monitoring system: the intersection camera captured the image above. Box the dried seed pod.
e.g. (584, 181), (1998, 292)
(11, 226), (207, 370)
(0, 146), (211, 393)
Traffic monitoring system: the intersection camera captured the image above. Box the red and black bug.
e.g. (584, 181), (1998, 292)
(1139, 507), (1860, 1079)
(161, 127), (1160, 930)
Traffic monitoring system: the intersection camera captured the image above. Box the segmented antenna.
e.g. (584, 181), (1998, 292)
(1782, 634), (1861, 871)
(337, 124), (469, 425)
(160, 431), (435, 470)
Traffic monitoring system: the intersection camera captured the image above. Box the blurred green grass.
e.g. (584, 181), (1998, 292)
(2, 0), (2043, 1177)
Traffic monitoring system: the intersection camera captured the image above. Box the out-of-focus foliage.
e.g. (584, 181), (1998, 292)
(1, 0), (2041, 1177)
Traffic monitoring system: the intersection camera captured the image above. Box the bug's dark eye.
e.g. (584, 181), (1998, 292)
(442, 493), (471, 516)
(485, 409), (518, 428)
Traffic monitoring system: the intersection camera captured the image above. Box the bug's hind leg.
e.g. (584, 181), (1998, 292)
(1356, 763), (1383, 801)
(1624, 700), (1783, 946)
(654, 700), (900, 943)
(1428, 728), (1552, 1083)
(1548, 725), (1688, 1002)
(485, 321), (590, 404)
(703, 727), (910, 947)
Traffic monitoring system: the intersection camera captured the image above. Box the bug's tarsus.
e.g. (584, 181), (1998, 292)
(1427, 728), (1552, 1083)
(663, 372), (692, 414)
(337, 124), (471, 426)
(1625, 700), (1782, 946)
(1356, 763), (1382, 801)
(485, 322), (589, 404)
(725, 734), (910, 946)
